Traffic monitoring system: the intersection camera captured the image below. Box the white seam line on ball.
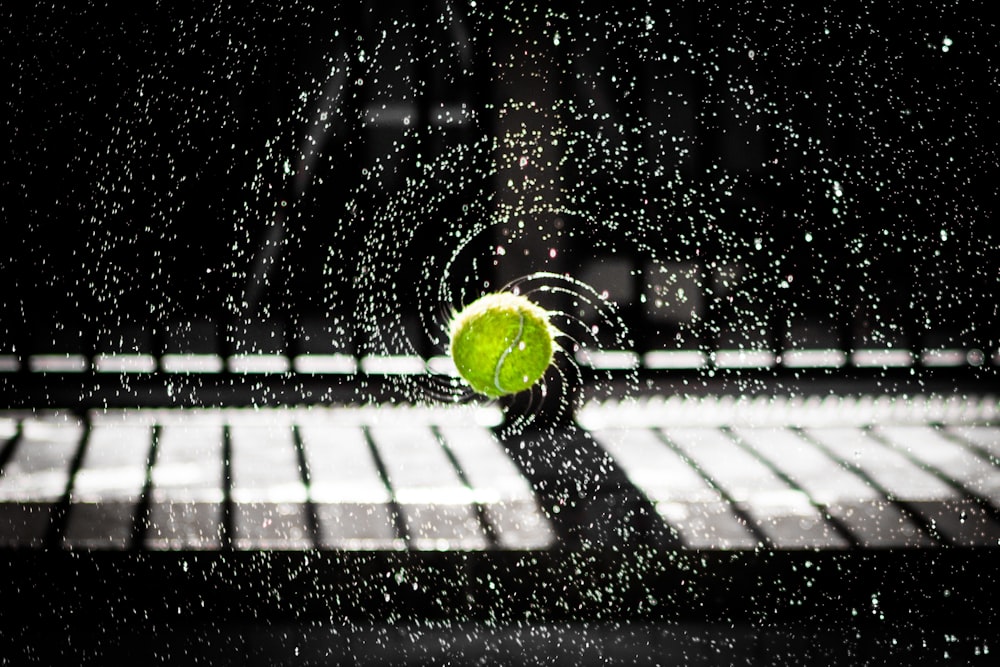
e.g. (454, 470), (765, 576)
(494, 311), (524, 394)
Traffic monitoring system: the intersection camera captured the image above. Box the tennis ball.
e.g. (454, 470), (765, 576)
(449, 292), (556, 397)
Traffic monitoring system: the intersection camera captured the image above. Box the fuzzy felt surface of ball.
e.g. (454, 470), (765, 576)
(448, 292), (555, 397)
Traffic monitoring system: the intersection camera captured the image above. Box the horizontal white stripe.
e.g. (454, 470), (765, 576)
(575, 349), (640, 370)
(782, 349), (847, 368)
(643, 350), (708, 369)
(360, 355), (426, 375)
(293, 354), (358, 374)
(577, 394), (1000, 429)
(228, 354), (291, 374)
(28, 354), (88, 373)
(713, 349), (775, 369)
(161, 354), (224, 373)
(94, 354), (157, 373)
(921, 348), (967, 367)
(426, 355), (459, 376)
(852, 349), (912, 367)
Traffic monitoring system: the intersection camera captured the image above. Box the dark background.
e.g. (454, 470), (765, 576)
(2, 1), (997, 364)
(1, 5), (998, 662)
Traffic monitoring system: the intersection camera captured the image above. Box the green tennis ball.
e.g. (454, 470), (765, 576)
(449, 292), (556, 397)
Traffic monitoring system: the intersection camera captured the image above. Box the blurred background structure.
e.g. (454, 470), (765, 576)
(1, 2), (998, 664)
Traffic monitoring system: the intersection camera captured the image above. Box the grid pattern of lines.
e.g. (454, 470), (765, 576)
(0, 398), (996, 551)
